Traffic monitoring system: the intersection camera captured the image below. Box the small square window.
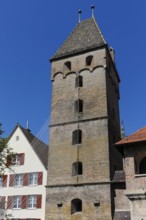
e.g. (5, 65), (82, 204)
(16, 136), (19, 141)
(12, 154), (20, 166)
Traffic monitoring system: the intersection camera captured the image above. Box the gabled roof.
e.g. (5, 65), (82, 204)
(116, 126), (146, 146)
(51, 18), (106, 61)
(9, 124), (48, 169)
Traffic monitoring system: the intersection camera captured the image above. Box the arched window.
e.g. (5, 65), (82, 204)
(64, 61), (71, 71)
(75, 75), (83, 88)
(71, 198), (82, 214)
(139, 157), (146, 174)
(86, 55), (93, 66)
(72, 129), (82, 145)
(74, 99), (83, 113)
(72, 162), (83, 176)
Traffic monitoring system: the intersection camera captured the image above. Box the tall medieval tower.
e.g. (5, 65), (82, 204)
(46, 15), (123, 220)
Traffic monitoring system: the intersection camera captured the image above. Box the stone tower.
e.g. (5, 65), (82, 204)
(46, 16), (123, 220)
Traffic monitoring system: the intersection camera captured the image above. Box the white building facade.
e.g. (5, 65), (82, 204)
(0, 124), (48, 220)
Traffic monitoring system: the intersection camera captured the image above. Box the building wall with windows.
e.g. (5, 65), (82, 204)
(115, 126), (146, 220)
(46, 17), (123, 220)
(0, 124), (48, 220)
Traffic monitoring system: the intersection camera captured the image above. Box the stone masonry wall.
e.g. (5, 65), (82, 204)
(45, 184), (112, 220)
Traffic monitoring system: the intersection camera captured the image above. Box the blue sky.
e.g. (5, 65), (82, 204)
(0, 0), (146, 138)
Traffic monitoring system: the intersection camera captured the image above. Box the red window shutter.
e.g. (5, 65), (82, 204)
(19, 153), (25, 165)
(36, 195), (42, 208)
(23, 173), (28, 186)
(0, 196), (5, 209)
(7, 196), (12, 209)
(6, 155), (11, 167)
(9, 174), (14, 187)
(2, 175), (7, 187)
(38, 172), (43, 185)
(21, 195), (27, 209)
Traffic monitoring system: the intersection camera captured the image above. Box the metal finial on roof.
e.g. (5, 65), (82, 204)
(91, 5), (95, 18)
(78, 10), (82, 23)
(121, 120), (125, 139)
(26, 120), (31, 132)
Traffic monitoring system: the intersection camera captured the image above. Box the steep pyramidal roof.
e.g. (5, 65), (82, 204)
(51, 18), (106, 60)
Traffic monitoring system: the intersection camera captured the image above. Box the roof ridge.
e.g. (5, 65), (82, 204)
(16, 124), (48, 169)
(51, 17), (107, 60)
(129, 126), (146, 136)
(116, 126), (146, 146)
(93, 17), (106, 44)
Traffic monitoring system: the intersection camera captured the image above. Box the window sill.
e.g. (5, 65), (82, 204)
(135, 174), (146, 178)
(27, 207), (37, 210)
(72, 211), (82, 215)
(28, 184), (38, 187)
(13, 208), (21, 210)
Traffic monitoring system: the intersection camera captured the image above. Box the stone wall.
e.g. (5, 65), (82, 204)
(46, 184), (112, 220)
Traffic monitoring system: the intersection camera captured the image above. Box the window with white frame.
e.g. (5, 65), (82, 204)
(14, 174), (23, 187)
(12, 154), (20, 165)
(0, 176), (2, 187)
(29, 173), (38, 186)
(13, 196), (21, 209)
(27, 195), (37, 209)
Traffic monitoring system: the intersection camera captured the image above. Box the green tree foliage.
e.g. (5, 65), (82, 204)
(0, 123), (12, 174)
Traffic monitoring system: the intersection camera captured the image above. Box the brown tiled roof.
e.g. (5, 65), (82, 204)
(51, 18), (106, 60)
(116, 126), (146, 146)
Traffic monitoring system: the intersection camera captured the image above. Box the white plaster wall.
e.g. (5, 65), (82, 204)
(0, 126), (47, 220)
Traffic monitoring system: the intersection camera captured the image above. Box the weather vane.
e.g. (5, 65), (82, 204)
(78, 10), (82, 23)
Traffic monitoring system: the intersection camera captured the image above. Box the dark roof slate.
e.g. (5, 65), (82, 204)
(51, 18), (106, 60)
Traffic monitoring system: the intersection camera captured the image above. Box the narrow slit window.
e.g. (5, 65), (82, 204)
(75, 99), (83, 113)
(86, 55), (93, 66)
(72, 162), (83, 176)
(72, 129), (82, 145)
(71, 198), (82, 214)
(139, 157), (146, 174)
(75, 75), (83, 88)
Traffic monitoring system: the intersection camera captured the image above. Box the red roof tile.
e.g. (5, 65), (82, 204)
(116, 126), (146, 145)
